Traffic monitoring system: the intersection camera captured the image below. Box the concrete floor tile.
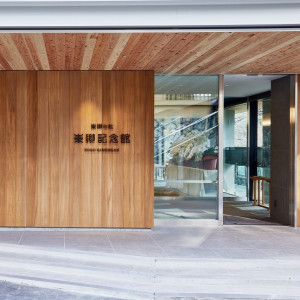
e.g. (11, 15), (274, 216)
(19, 232), (64, 248)
(65, 245), (114, 253)
(114, 247), (167, 257)
(65, 233), (111, 248)
(265, 248), (300, 260)
(212, 248), (270, 259)
(150, 233), (211, 248)
(200, 238), (254, 249)
(246, 239), (286, 250)
(162, 246), (220, 258)
(0, 232), (23, 244)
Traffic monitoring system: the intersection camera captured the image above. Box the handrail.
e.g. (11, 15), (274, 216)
(154, 111), (217, 144)
(154, 125), (218, 158)
(250, 176), (271, 210)
(154, 116), (182, 132)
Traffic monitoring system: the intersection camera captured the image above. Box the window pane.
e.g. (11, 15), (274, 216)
(224, 104), (248, 198)
(154, 75), (219, 219)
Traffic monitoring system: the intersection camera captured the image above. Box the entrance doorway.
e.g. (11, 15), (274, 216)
(223, 75), (281, 225)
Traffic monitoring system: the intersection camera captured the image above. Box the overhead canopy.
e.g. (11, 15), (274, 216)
(0, 32), (299, 74)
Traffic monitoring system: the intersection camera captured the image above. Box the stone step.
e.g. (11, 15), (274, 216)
(0, 244), (300, 299)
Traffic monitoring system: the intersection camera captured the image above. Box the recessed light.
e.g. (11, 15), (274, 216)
(123, 55), (127, 58)
(116, 66), (120, 69)
(248, 70), (253, 73)
(225, 85), (229, 87)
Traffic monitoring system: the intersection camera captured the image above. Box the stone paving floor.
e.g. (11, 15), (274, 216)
(0, 281), (102, 300)
(0, 225), (299, 259)
(0, 224), (299, 299)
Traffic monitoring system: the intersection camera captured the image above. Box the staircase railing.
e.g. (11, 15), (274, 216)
(250, 176), (271, 209)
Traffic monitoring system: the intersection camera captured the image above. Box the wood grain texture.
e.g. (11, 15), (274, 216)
(0, 70), (154, 228)
(0, 33), (299, 73)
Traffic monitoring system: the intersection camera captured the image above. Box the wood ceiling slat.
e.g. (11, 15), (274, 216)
(154, 33), (210, 74)
(210, 32), (279, 73)
(10, 34), (35, 70)
(72, 34), (87, 70)
(111, 33), (143, 69)
(199, 32), (272, 74)
(96, 34), (121, 70)
(157, 33), (205, 68)
(166, 34), (214, 73)
(0, 37), (14, 70)
(65, 33), (76, 70)
(254, 40), (300, 73)
(229, 39), (300, 74)
(218, 32), (300, 74)
(178, 33), (249, 74)
(0, 35), (26, 70)
(88, 34), (108, 69)
(138, 33), (177, 69)
(30, 34), (50, 70)
(23, 35), (43, 70)
(0, 32), (299, 74)
(177, 33), (247, 74)
(43, 33), (57, 70)
(164, 33), (231, 74)
(114, 34), (151, 69)
(106, 33), (131, 69)
(144, 32), (191, 70)
(81, 33), (98, 70)
(124, 33), (164, 69)
(270, 53), (300, 74)
(54, 34), (66, 70)
(131, 33), (174, 69)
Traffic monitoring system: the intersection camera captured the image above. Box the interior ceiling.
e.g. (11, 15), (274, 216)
(224, 74), (284, 98)
(155, 74), (284, 97)
(0, 32), (299, 74)
(155, 75), (218, 95)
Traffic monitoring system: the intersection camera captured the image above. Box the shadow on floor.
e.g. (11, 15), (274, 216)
(223, 198), (279, 225)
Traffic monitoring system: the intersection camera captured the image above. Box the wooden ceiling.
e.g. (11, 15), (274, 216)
(0, 32), (299, 74)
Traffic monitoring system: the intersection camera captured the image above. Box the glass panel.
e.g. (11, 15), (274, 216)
(257, 99), (271, 178)
(154, 75), (219, 219)
(223, 104), (248, 198)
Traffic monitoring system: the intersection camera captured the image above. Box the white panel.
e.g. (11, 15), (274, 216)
(0, 2), (299, 29)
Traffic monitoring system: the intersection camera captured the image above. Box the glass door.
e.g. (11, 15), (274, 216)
(154, 75), (219, 219)
(223, 103), (248, 200)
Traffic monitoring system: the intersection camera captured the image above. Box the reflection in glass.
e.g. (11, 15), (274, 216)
(257, 99), (271, 178)
(154, 75), (219, 219)
(257, 99), (271, 206)
(223, 104), (248, 198)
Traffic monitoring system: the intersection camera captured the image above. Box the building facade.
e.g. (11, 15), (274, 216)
(0, 0), (299, 227)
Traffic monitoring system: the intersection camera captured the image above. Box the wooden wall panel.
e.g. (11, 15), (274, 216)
(0, 73), (6, 226)
(69, 72), (82, 227)
(26, 71), (38, 227)
(123, 72), (135, 227)
(15, 72), (27, 227)
(0, 70), (154, 228)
